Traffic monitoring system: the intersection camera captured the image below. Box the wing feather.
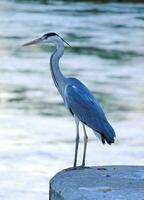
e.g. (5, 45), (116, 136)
(64, 78), (115, 144)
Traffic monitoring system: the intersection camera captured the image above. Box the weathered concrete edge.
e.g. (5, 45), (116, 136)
(49, 165), (144, 200)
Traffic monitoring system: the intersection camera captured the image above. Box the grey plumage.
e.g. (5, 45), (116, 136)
(64, 78), (115, 144)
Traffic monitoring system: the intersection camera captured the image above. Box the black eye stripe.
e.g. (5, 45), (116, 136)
(43, 32), (58, 39)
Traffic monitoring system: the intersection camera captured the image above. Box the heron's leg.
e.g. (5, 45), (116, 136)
(82, 124), (88, 167)
(73, 120), (80, 168)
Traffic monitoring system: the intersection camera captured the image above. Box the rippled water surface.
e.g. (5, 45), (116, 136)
(0, 0), (144, 199)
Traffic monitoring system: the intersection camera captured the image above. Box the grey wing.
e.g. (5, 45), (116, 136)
(64, 82), (115, 144)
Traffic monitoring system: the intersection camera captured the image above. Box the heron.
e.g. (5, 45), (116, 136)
(23, 32), (116, 169)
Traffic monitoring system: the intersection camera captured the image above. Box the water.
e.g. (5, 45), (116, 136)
(0, 0), (144, 199)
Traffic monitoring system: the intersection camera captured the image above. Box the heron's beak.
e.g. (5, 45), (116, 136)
(22, 38), (42, 46)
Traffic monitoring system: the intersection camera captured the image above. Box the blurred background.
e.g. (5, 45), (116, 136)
(0, 0), (144, 199)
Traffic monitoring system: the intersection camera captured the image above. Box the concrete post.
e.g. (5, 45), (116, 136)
(49, 166), (144, 200)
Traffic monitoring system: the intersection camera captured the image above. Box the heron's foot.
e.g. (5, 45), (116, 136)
(65, 165), (90, 171)
(77, 165), (90, 170)
(64, 167), (77, 171)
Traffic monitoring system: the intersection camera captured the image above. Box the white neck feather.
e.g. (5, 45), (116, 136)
(50, 37), (66, 97)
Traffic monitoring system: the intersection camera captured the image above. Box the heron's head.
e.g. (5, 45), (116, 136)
(23, 32), (70, 47)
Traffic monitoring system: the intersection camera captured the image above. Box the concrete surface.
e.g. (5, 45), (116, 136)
(49, 166), (144, 200)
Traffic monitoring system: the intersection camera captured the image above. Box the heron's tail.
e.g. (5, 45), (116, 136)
(94, 121), (116, 145)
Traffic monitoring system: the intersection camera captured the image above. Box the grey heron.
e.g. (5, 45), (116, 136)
(23, 32), (116, 169)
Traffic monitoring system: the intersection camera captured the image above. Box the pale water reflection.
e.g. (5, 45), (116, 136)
(0, 0), (144, 199)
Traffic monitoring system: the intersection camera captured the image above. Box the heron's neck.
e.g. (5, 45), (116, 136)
(50, 39), (66, 96)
